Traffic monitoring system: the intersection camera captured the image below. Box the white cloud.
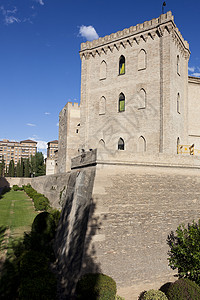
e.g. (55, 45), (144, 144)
(35, 0), (44, 5)
(191, 72), (200, 77)
(5, 16), (20, 24)
(56, 122), (59, 127)
(188, 66), (195, 72)
(28, 137), (47, 155)
(26, 123), (36, 127)
(45, 112), (51, 115)
(36, 140), (47, 150)
(7, 8), (18, 14)
(79, 25), (99, 41)
(0, 5), (21, 25)
(36, 140), (47, 158)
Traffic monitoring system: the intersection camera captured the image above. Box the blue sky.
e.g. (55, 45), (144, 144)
(0, 0), (199, 155)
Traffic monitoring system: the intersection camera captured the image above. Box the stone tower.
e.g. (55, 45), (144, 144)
(79, 11), (190, 155)
(57, 102), (80, 172)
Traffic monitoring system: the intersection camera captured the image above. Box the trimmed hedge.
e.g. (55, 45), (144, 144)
(32, 211), (56, 240)
(76, 273), (117, 300)
(13, 185), (23, 191)
(19, 250), (56, 300)
(23, 184), (50, 211)
(0, 208), (60, 300)
(140, 289), (168, 300)
(166, 278), (200, 300)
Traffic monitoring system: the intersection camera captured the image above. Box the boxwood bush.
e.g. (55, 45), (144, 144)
(23, 185), (50, 211)
(140, 289), (168, 300)
(76, 273), (117, 300)
(19, 250), (56, 300)
(13, 185), (23, 191)
(166, 278), (200, 300)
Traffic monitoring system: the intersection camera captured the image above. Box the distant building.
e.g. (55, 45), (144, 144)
(47, 140), (58, 159)
(46, 140), (58, 175)
(0, 139), (37, 167)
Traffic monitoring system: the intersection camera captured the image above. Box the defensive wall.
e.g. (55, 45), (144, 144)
(2, 152), (200, 299)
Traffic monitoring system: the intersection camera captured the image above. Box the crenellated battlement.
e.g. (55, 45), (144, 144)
(80, 11), (190, 59)
(66, 102), (80, 109)
(59, 102), (80, 118)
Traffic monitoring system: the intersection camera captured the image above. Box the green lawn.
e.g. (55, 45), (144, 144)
(0, 190), (38, 238)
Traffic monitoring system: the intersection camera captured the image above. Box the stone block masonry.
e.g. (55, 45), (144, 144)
(81, 163), (200, 299)
(3, 155), (200, 299)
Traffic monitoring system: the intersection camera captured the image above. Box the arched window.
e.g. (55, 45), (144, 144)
(98, 139), (105, 148)
(119, 55), (125, 75)
(100, 60), (107, 80)
(99, 96), (106, 115)
(138, 89), (146, 109)
(177, 55), (180, 75)
(138, 136), (146, 152)
(177, 93), (180, 114)
(118, 138), (125, 150)
(138, 49), (147, 70)
(177, 137), (180, 154)
(119, 93), (125, 112)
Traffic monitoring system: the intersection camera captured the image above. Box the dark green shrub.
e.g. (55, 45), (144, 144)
(19, 250), (56, 300)
(167, 220), (200, 285)
(49, 209), (61, 227)
(0, 258), (19, 300)
(140, 289), (168, 300)
(23, 185), (50, 211)
(19, 250), (49, 278)
(166, 278), (200, 300)
(32, 212), (56, 239)
(19, 273), (57, 300)
(33, 193), (46, 200)
(34, 196), (49, 211)
(76, 273), (117, 300)
(13, 185), (23, 191)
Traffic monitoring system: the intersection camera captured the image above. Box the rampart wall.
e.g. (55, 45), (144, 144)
(2, 153), (200, 299)
(1, 173), (71, 209)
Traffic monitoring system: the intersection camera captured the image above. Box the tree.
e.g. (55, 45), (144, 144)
(16, 161), (21, 177)
(0, 156), (5, 177)
(167, 220), (200, 285)
(24, 158), (30, 178)
(19, 158), (24, 177)
(8, 160), (15, 177)
(34, 152), (46, 177)
(5, 165), (8, 177)
(30, 155), (36, 177)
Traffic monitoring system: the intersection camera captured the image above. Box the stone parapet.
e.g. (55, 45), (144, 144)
(71, 149), (97, 169)
(80, 11), (189, 59)
(96, 149), (200, 169)
(188, 76), (200, 84)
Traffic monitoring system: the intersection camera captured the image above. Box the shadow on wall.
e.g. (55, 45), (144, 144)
(54, 168), (105, 299)
(0, 177), (10, 196)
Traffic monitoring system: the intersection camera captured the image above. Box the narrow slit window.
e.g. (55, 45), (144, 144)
(177, 55), (180, 75)
(177, 137), (180, 154)
(177, 93), (180, 114)
(119, 55), (125, 75)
